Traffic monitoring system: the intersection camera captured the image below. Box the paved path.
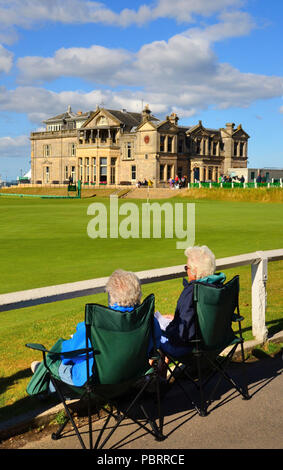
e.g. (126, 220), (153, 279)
(19, 354), (283, 450)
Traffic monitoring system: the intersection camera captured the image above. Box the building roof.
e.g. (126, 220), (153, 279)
(106, 109), (142, 128)
(104, 108), (159, 128)
(43, 106), (91, 123)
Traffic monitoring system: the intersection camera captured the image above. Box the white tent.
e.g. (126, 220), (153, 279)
(24, 170), (31, 178)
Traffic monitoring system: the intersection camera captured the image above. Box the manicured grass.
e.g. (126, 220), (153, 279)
(0, 196), (282, 294)
(0, 196), (282, 422)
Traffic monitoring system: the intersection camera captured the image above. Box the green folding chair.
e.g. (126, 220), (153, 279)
(163, 276), (250, 417)
(26, 294), (165, 449)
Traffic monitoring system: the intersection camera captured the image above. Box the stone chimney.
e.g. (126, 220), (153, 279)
(142, 104), (151, 122)
(169, 112), (179, 125)
(225, 123), (235, 134)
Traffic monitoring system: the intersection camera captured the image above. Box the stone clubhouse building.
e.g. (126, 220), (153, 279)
(30, 104), (249, 187)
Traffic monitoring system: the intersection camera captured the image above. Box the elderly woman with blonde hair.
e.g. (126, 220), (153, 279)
(158, 245), (226, 357)
(105, 269), (142, 309)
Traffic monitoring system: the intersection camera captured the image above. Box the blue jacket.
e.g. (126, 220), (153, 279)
(60, 306), (161, 386)
(165, 272), (226, 347)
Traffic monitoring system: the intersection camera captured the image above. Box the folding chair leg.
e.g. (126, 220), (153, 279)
(87, 386), (93, 450)
(140, 403), (165, 441)
(239, 342), (250, 399)
(196, 353), (207, 417)
(50, 377), (87, 449)
(51, 415), (70, 441)
(205, 347), (250, 405)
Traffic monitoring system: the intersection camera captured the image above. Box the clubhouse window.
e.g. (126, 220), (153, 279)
(127, 142), (132, 159)
(43, 144), (51, 157)
(71, 166), (76, 181)
(79, 158), (83, 180)
(85, 158), (90, 182)
(100, 157), (107, 183)
(92, 158), (96, 183)
(70, 143), (76, 156)
(160, 164), (165, 181)
(196, 139), (201, 154)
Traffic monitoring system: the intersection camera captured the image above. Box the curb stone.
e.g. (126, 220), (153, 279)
(0, 331), (282, 442)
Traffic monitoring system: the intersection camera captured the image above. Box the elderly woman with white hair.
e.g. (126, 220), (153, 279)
(159, 245), (226, 357)
(31, 269), (161, 392)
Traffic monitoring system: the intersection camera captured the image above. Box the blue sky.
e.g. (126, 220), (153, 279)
(0, 0), (282, 180)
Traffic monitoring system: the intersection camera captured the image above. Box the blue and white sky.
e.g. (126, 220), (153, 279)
(0, 0), (282, 180)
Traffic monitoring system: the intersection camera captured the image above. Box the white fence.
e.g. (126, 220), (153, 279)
(0, 249), (282, 342)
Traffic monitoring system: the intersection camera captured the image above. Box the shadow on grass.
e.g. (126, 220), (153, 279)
(266, 318), (283, 337)
(234, 318), (283, 340)
(0, 368), (59, 426)
(0, 368), (31, 396)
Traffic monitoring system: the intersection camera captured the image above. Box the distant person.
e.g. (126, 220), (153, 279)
(240, 175), (245, 183)
(256, 174), (262, 183)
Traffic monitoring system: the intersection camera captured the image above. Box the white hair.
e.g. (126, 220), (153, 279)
(184, 245), (216, 279)
(106, 269), (142, 307)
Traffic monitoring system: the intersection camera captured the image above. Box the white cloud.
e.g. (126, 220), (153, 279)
(0, 0), (244, 42)
(17, 11), (255, 87)
(0, 44), (13, 73)
(1, 2), (282, 125)
(17, 45), (132, 84)
(151, 0), (243, 23)
(1, 66), (283, 129)
(0, 134), (29, 157)
(14, 10), (283, 117)
(187, 10), (256, 42)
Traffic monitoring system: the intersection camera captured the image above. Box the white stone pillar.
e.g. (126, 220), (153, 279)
(164, 164), (168, 182)
(251, 254), (268, 342)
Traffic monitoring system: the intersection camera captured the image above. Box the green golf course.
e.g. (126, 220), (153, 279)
(0, 194), (282, 421)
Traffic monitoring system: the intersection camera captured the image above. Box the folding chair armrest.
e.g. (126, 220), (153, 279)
(26, 343), (98, 358)
(26, 343), (49, 353)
